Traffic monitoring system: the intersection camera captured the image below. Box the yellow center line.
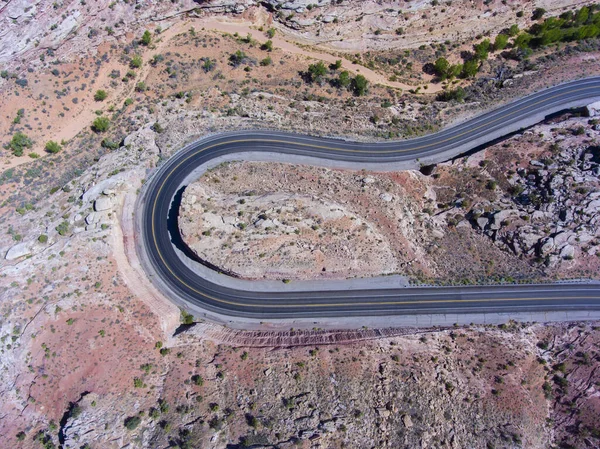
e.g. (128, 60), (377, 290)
(148, 84), (600, 309)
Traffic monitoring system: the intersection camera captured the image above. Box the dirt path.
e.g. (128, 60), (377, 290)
(192, 16), (441, 94)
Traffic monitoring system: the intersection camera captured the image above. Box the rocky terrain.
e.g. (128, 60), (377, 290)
(2, 1), (600, 448)
(179, 178), (398, 280)
(5, 319), (600, 449)
(178, 112), (600, 283)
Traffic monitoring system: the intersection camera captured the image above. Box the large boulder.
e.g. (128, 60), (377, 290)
(94, 197), (113, 212)
(586, 100), (600, 117)
(5, 242), (32, 260)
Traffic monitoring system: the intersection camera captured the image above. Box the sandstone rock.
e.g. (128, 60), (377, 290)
(432, 229), (445, 239)
(94, 197), (113, 212)
(476, 216), (489, 230)
(362, 176), (376, 185)
(586, 100), (600, 117)
(553, 231), (573, 247)
(379, 193), (393, 202)
(539, 238), (555, 256)
(5, 242), (32, 260)
(82, 178), (121, 203)
(560, 245), (575, 259)
(489, 209), (517, 230)
(319, 419), (337, 432)
(402, 414), (413, 428)
(85, 213), (98, 225)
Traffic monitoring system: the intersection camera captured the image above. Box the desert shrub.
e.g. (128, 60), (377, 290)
(351, 74), (368, 96)
(130, 55), (143, 68)
(307, 61), (327, 82)
(7, 132), (32, 156)
(92, 116), (110, 132)
(261, 39), (273, 51)
(124, 415), (141, 430)
(436, 87), (466, 102)
(94, 89), (107, 101)
(56, 221), (69, 236)
(141, 30), (152, 46)
(229, 50), (247, 67)
(45, 140), (62, 153)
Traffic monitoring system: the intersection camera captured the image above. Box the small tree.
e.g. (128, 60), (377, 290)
(260, 56), (272, 66)
(266, 27), (276, 38)
(94, 89), (107, 101)
(433, 57), (450, 79)
(532, 7), (546, 20)
(45, 140), (62, 153)
(338, 70), (351, 88)
(461, 59), (479, 78)
(352, 74), (368, 96)
(474, 39), (491, 60)
(514, 32), (532, 49)
(332, 59), (342, 70)
(7, 132), (33, 156)
(92, 116), (110, 133)
(308, 61), (327, 82)
(141, 30), (152, 46)
(493, 34), (509, 51)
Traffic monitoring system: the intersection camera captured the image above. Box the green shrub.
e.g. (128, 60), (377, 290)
(260, 56), (272, 66)
(135, 82), (147, 92)
(130, 55), (143, 68)
(45, 140), (62, 153)
(94, 89), (107, 101)
(338, 70), (351, 88)
(39, 234), (48, 243)
(7, 132), (32, 156)
(56, 221), (70, 236)
(493, 33), (509, 51)
(307, 61), (327, 82)
(436, 87), (466, 102)
(532, 7), (546, 20)
(124, 415), (141, 430)
(92, 116), (110, 132)
(351, 74), (368, 96)
(229, 50), (247, 67)
(141, 30), (152, 46)
(261, 39), (273, 51)
(461, 59), (479, 78)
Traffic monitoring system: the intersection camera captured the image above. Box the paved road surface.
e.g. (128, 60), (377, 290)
(139, 77), (600, 319)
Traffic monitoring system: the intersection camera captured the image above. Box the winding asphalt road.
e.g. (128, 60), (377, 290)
(139, 77), (600, 319)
